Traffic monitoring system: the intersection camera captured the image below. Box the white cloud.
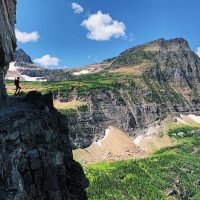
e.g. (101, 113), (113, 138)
(34, 55), (60, 67)
(196, 47), (200, 57)
(81, 11), (126, 41)
(15, 29), (40, 43)
(71, 2), (83, 14)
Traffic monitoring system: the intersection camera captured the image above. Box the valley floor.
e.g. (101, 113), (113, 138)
(82, 118), (200, 200)
(85, 135), (200, 200)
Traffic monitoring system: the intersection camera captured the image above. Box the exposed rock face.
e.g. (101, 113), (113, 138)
(0, 1), (88, 199)
(56, 38), (200, 148)
(60, 88), (166, 149)
(14, 49), (33, 63)
(0, 92), (88, 199)
(0, 0), (16, 105)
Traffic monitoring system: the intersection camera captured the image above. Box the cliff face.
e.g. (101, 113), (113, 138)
(0, 0), (88, 199)
(0, 92), (88, 199)
(0, 0), (16, 105)
(56, 38), (200, 149)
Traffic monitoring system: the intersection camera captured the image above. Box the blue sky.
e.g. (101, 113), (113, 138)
(16, 0), (200, 68)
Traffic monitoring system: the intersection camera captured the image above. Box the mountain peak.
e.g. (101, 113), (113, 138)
(122, 38), (190, 55)
(110, 38), (194, 68)
(147, 37), (190, 48)
(14, 49), (33, 63)
(17, 48), (26, 53)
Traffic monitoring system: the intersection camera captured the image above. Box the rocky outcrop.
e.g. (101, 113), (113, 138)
(0, 0), (88, 199)
(0, 92), (88, 199)
(0, 0), (16, 105)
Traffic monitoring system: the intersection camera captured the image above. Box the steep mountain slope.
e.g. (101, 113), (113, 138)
(59, 38), (200, 149)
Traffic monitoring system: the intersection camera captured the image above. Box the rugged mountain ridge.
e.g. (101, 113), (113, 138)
(14, 48), (33, 63)
(55, 38), (200, 148)
(6, 49), (72, 81)
(7, 48), (112, 81)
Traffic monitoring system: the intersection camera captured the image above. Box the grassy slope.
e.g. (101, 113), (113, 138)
(85, 132), (200, 200)
(6, 73), (137, 95)
(6, 69), (184, 110)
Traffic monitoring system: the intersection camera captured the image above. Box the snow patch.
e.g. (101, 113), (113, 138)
(73, 68), (96, 76)
(176, 114), (200, 125)
(95, 127), (110, 147)
(9, 62), (19, 71)
(73, 70), (89, 76)
(6, 62), (46, 82)
(134, 135), (143, 145)
(21, 75), (46, 82)
(188, 114), (200, 124)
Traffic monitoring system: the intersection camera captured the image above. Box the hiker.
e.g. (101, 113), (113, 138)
(14, 77), (21, 95)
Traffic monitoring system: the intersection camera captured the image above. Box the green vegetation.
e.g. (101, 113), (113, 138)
(112, 47), (155, 67)
(59, 109), (77, 117)
(78, 105), (88, 112)
(117, 96), (127, 106)
(142, 73), (183, 105)
(85, 129), (200, 200)
(168, 125), (199, 137)
(143, 77), (162, 103)
(6, 73), (137, 95)
(6, 69), (183, 110)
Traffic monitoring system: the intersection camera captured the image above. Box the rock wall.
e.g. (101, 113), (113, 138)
(0, 92), (88, 199)
(0, 0), (88, 199)
(0, 0), (16, 105)
(60, 87), (177, 149)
